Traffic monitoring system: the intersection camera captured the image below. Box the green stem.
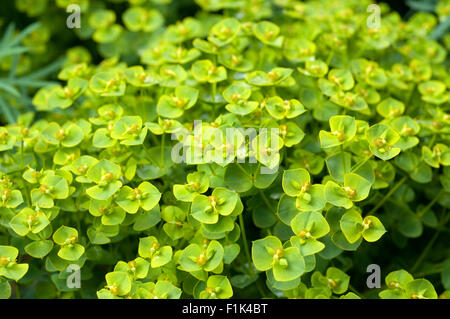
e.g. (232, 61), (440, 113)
(14, 283), (20, 299)
(417, 190), (443, 218)
(405, 83), (416, 108)
(211, 82), (217, 118)
(235, 162), (253, 180)
(211, 82), (216, 103)
(20, 139), (24, 169)
(340, 145), (347, 172)
(367, 175), (407, 216)
(414, 267), (443, 278)
(160, 133), (165, 168)
(239, 213), (254, 276)
(75, 211), (81, 233)
(143, 147), (161, 167)
(427, 134), (436, 148)
(348, 284), (363, 298)
(410, 230), (440, 274)
(259, 190), (276, 215)
(326, 51), (334, 66)
(351, 154), (373, 172)
(258, 48), (266, 70)
(411, 211), (448, 273)
(150, 134), (160, 146)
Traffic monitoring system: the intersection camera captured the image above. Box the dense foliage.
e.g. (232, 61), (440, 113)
(0, 0), (449, 299)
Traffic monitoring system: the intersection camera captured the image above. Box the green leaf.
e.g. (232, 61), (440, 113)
(326, 267), (350, 294)
(296, 184), (326, 212)
(343, 173), (372, 202)
(319, 115), (356, 148)
(157, 86), (199, 118)
(366, 124), (401, 160)
(0, 277), (11, 299)
(151, 246), (173, 268)
(178, 243), (203, 272)
(282, 168), (310, 197)
(272, 247), (305, 282)
(290, 211), (330, 256)
(24, 240), (54, 258)
(405, 279), (437, 299)
(385, 269), (414, 289)
(105, 271), (132, 296)
(133, 205), (160, 231)
(340, 209), (364, 244)
(204, 240), (224, 272)
(251, 236), (282, 271)
(223, 243), (240, 264)
(52, 226), (78, 245)
(376, 98), (405, 118)
(200, 275), (233, 299)
(208, 18), (241, 47)
(0, 263), (29, 281)
(191, 60), (227, 83)
(324, 181), (353, 209)
(10, 208), (50, 236)
(58, 244), (85, 261)
(277, 194), (299, 225)
(362, 215), (386, 242)
(253, 21), (283, 47)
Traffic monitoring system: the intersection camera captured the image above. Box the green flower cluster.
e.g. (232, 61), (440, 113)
(0, 0), (449, 299)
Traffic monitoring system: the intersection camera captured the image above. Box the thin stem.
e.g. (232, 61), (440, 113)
(367, 175), (407, 216)
(414, 267), (443, 278)
(239, 213), (254, 276)
(160, 133), (165, 168)
(20, 139), (24, 169)
(150, 133), (160, 146)
(22, 182), (31, 206)
(427, 134), (436, 148)
(348, 284), (363, 298)
(405, 83), (416, 109)
(326, 51), (334, 66)
(211, 82), (216, 103)
(258, 47), (266, 70)
(411, 210), (448, 273)
(211, 82), (217, 118)
(411, 230), (440, 273)
(351, 154), (373, 172)
(143, 147), (160, 167)
(259, 190), (276, 215)
(14, 283), (20, 299)
(417, 189), (444, 218)
(235, 162), (253, 180)
(340, 145), (347, 172)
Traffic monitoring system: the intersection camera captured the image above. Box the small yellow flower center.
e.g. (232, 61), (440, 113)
(344, 186), (357, 199)
(268, 71), (279, 80)
(39, 185), (49, 194)
(56, 129), (66, 140)
(101, 172), (114, 182)
(196, 253), (207, 266)
(0, 256), (11, 266)
(109, 285), (120, 295)
(68, 235), (78, 244)
(208, 195), (218, 208)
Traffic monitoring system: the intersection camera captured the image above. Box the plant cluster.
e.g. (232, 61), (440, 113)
(0, 0), (449, 299)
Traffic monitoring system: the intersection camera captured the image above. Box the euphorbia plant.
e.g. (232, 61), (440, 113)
(0, 0), (449, 300)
